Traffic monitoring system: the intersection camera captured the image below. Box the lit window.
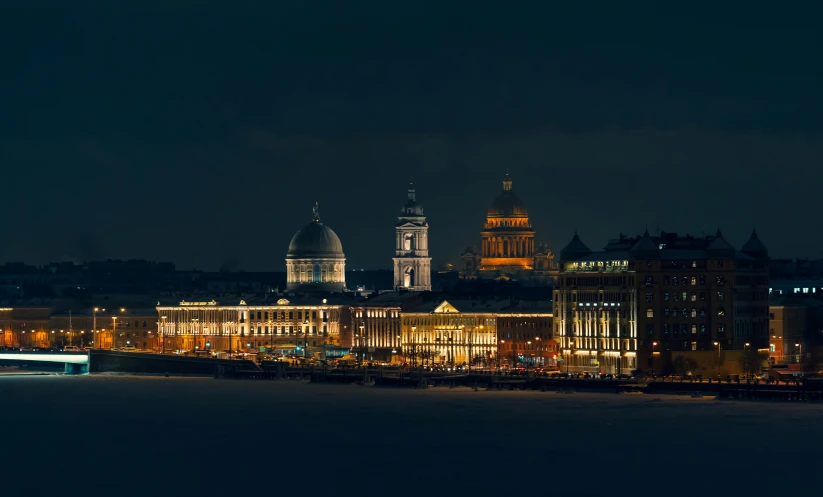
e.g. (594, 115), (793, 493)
(691, 308), (697, 318)
(770, 344), (775, 353)
(681, 292), (687, 301)
(717, 291), (725, 301)
(691, 293), (697, 302)
(691, 277), (697, 286)
(646, 309), (654, 318)
(717, 307), (725, 317)
(691, 324), (697, 334)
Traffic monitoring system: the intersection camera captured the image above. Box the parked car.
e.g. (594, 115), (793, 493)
(63, 346), (81, 352)
(120, 345), (137, 352)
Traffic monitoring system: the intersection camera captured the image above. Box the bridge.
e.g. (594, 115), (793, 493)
(0, 351), (90, 374)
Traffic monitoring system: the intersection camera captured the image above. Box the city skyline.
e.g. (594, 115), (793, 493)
(3, 4), (822, 269)
(3, 168), (823, 272)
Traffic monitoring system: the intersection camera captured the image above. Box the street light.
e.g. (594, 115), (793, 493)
(652, 341), (658, 377)
(359, 323), (365, 366)
(796, 343), (802, 364)
(191, 317), (199, 354)
(303, 320), (310, 359)
(161, 316), (167, 354)
(411, 325), (417, 368)
(112, 316), (118, 350)
(713, 341), (720, 358)
(92, 307), (99, 348)
(527, 341), (532, 372)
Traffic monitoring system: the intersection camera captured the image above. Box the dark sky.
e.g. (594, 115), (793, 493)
(2, 2), (822, 270)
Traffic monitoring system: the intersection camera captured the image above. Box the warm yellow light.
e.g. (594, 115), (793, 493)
(745, 343), (750, 346)
(652, 342), (657, 346)
(94, 307), (99, 311)
(713, 342), (719, 345)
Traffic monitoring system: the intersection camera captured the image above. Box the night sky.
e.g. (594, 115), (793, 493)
(2, 3), (821, 270)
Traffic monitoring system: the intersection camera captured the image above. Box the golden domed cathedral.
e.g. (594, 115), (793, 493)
(460, 172), (558, 284)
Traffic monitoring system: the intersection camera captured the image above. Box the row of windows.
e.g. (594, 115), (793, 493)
(644, 275), (725, 286)
(647, 323), (726, 335)
(120, 320), (149, 328)
(243, 310), (320, 322)
(251, 325), (327, 335)
(647, 307), (724, 318)
(647, 291), (726, 303)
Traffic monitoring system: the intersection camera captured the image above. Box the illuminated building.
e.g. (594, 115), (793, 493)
(768, 297), (821, 365)
(392, 183), (432, 291)
(156, 297), (349, 356)
(400, 299), (553, 367)
(48, 308), (158, 350)
(496, 302), (557, 367)
(286, 203), (346, 293)
(460, 172), (558, 284)
(348, 291), (425, 363)
(555, 229), (769, 375)
(0, 307), (51, 348)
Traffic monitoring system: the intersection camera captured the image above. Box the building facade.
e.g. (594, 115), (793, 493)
(460, 172), (558, 284)
(497, 304), (557, 368)
(156, 297), (349, 356)
(392, 183), (432, 291)
(401, 300), (501, 367)
(286, 203), (346, 293)
(555, 229), (770, 375)
(768, 297), (823, 366)
(0, 307), (52, 348)
(400, 299), (554, 368)
(348, 292), (424, 363)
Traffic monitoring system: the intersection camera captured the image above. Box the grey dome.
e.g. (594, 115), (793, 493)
(287, 206), (345, 259)
(488, 172), (528, 218)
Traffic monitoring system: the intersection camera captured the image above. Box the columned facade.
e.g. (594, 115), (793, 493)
(156, 298), (348, 356)
(401, 302), (498, 367)
(393, 183), (432, 291)
(479, 173), (535, 275)
(461, 172), (557, 283)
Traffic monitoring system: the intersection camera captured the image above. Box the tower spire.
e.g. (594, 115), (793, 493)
(502, 170), (512, 191)
(408, 181), (416, 201)
(312, 202), (320, 222)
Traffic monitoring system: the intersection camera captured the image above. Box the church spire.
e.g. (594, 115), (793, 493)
(408, 181), (416, 202)
(312, 202), (320, 222)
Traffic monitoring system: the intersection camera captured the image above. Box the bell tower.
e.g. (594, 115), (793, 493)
(393, 182), (432, 291)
